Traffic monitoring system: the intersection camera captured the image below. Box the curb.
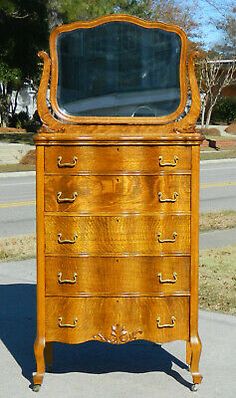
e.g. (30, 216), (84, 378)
(200, 158), (236, 164)
(0, 171), (35, 178)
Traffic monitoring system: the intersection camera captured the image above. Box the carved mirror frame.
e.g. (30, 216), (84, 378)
(37, 14), (200, 133)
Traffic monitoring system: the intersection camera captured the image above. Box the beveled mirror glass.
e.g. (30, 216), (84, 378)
(56, 21), (182, 118)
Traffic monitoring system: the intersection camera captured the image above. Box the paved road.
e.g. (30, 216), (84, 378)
(0, 159), (236, 237)
(0, 258), (236, 397)
(200, 159), (236, 212)
(0, 173), (36, 237)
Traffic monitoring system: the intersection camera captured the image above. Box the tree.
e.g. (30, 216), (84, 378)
(0, 0), (48, 126)
(199, 58), (236, 128)
(48, 0), (201, 38)
(214, 6), (236, 57)
(0, 63), (22, 126)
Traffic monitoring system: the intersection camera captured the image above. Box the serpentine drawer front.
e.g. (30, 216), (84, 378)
(45, 215), (190, 255)
(45, 297), (190, 343)
(44, 175), (190, 213)
(33, 15), (203, 392)
(45, 256), (190, 296)
(45, 146), (191, 175)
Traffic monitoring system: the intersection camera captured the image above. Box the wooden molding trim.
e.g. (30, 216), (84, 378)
(48, 14), (188, 125)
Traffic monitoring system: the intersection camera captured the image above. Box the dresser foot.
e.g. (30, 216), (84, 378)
(33, 338), (45, 389)
(32, 384), (41, 392)
(191, 383), (199, 392)
(189, 335), (203, 386)
(45, 342), (53, 371)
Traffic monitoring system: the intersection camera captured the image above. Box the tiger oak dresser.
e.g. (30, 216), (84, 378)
(33, 15), (203, 392)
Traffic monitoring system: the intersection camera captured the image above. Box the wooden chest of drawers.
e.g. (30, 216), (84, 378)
(33, 137), (203, 391)
(33, 14), (203, 393)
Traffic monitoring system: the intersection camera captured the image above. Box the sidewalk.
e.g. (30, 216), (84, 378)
(0, 258), (236, 397)
(200, 227), (236, 249)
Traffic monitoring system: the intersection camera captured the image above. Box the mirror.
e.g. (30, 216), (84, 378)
(56, 21), (181, 118)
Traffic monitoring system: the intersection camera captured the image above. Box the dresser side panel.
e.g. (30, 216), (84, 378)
(35, 145), (46, 343)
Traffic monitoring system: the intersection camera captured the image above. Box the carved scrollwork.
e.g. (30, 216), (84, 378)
(93, 324), (143, 344)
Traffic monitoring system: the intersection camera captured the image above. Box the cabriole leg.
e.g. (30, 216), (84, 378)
(186, 341), (192, 369)
(33, 337), (45, 391)
(189, 335), (203, 390)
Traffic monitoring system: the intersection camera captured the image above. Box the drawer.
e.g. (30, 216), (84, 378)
(45, 215), (190, 255)
(45, 256), (190, 296)
(45, 297), (189, 343)
(44, 175), (190, 213)
(45, 146), (191, 175)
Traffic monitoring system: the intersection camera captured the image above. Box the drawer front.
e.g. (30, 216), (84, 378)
(45, 146), (191, 174)
(44, 175), (190, 213)
(45, 256), (190, 296)
(45, 215), (190, 255)
(45, 297), (189, 343)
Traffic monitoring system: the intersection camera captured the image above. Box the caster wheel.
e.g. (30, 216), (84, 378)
(191, 384), (199, 392)
(32, 384), (41, 392)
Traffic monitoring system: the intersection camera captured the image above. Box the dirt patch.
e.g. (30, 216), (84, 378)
(19, 149), (36, 165)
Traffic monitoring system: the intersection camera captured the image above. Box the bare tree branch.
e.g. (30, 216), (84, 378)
(199, 58), (236, 127)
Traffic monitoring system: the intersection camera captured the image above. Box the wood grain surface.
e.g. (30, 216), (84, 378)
(45, 146), (191, 174)
(45, 215), (190, 255)
(45, 256), (190, 296)
(45, 296), (189, 343)
(44, 174), (190, 213)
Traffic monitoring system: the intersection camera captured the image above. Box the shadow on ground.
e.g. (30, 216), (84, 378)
(0, 284), (191, 389)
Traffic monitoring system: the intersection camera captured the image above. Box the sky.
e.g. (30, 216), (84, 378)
(187, 0), (233, 48)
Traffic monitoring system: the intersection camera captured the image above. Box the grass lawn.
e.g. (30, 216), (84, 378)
(200, 211), (236, 232)
(0, 235), (36, 262)
(199, 246), (236, 315)
(0, 164), (35, 172)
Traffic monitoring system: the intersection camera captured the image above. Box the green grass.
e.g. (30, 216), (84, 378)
(199, 246), (236, 314)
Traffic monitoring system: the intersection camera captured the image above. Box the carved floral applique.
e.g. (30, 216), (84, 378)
(93, 324), (143, 344)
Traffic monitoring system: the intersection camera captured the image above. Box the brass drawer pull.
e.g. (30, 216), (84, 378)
(57, 156), (78, 168)
(57, 191), (78, 203)
(159, 155), (178, 167)
(156, 316), (176, 329)
(58, 272), (78, 284)
(58, 317), (78, 328)
(157, 272), (177, 284)
(58, 233), (78, 244)
(158, 192), (179, 203)
(157, 232), (177, 243)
